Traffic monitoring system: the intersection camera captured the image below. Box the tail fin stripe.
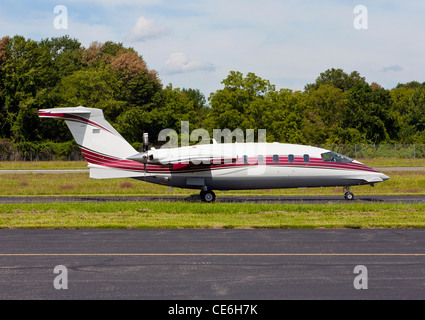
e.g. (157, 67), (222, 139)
(79, 146), (150, 172)
(79, 146), (127, 166)
(78, 146), (156, 172)
(79, 145), (121, 161)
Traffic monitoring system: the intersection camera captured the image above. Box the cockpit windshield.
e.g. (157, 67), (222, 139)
(321, 151), (353, 164)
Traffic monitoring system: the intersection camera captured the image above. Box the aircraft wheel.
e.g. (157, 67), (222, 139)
(344, 192), (354, 200)
(200, 190), (216, 203)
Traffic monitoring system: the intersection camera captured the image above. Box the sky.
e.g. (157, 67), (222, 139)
(1, 0), (425, 98)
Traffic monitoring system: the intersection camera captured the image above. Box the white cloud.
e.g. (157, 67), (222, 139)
(381, 65), (404, 73)
(127, 16), (171, 42)
(68, 0), (160, 6)
(162, 53), (215, 75)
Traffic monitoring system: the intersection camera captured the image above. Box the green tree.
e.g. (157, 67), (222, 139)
(117, 84), (195, 145)
(110, 49), (162, 109)
(1, 36), (52, 141)
(38, 36), (82, 83)
(389, 86), (415, 143)
(182, 88), (210, 127)
(343, 83), (395, 144)
(303, 85), (348, 144)
(305, 68), (367, 93)
(208, 71), (275, 135)
(264, 89), (307, 144)
(54, 67), (131, 140)
(408, 88), (425, 142)
(0, 36), (11, 138)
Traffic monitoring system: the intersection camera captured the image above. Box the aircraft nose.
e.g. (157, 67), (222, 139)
(380, 173), (390, 181)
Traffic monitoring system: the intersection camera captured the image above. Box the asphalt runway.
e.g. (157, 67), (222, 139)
(0, 194), (424, 204)
(1, 229), (425, 300)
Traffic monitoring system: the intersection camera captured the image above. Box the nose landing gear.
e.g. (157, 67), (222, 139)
(344, 186), (354, 200)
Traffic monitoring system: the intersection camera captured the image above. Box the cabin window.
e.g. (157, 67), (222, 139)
(243, 155), (248, 164)
(321, 151), (353, 164)
(93, 128), (100, 134)
(257, 155), (264, 164)
(303, 154), (310, 163)
(273, 154), (279, 163)
(288, 154), (294, 163)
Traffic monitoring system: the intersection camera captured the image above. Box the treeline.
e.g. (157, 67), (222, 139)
(1, 35), (425, 159)
(206, 69), (425, 146)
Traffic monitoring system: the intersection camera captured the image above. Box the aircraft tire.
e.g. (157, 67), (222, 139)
(344, 192), (354, 200)
(200, 190), (216, 203)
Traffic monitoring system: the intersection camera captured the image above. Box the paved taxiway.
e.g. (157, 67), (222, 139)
(1, 229), (425, 299)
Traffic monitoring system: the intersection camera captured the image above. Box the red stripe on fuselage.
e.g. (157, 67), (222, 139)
(78, 147), (378, 174)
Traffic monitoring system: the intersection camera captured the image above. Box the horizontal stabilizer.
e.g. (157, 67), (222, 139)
(89, 166), (150, 179)
(38, 106), (91, 117)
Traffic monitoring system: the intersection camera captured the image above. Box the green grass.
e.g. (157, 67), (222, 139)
(0, 161), (87, 170)
(1, 202), (424, 229)
(359, 158), (425, 167)
(0, 170), (423, 197)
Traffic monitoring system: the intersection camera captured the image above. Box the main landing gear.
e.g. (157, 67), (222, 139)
(344, 186), (354, 200)
(200, 188), (216, 203)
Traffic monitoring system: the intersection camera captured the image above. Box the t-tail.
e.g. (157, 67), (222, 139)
(38, 106), (145, 179)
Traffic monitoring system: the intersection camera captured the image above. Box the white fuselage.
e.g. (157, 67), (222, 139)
(122, 142), (390, 190)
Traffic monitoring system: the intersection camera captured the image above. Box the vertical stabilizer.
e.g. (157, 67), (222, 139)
(39, 106), (137, 163)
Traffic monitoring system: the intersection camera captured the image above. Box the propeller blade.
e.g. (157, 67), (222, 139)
(143, 133), (149, 152)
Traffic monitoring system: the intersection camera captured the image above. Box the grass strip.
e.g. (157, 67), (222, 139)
(0, 161), (87, 170)
(0, 170), (424, 196)
(0, 202), (424, 229)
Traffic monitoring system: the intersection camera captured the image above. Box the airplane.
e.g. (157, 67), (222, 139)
(38, 106), (390, 202)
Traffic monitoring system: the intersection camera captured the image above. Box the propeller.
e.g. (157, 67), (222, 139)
(142, 133), (149, 180)
(143, 132), (149, 152)
(127, 133), (156, 181)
